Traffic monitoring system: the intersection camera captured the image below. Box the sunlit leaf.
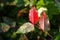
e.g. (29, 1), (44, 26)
(16, 22), (34, 34)
(36, 0), (45, 9)
(29, 6), (38, 24)
(29, 0), (36, 7)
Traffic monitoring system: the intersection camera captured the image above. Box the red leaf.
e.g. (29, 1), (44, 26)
(29, 6), (38, 24)
(39, 12), (50, 31)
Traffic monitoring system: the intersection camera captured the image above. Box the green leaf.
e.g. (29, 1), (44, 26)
(16, 0), (25, 7)
(11, 32), (17, 38)
(24, 0), (29, 6)
(29, 0), (36, 7)
(36, 0), (45, 9)
(16, 22), (34, 34)
(55, 0), (60, 12)
(55, 34), (60, 40)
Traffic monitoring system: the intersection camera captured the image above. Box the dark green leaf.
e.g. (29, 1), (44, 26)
(2, 17), (16, 28)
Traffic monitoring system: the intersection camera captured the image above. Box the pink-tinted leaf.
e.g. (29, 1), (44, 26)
(0, 23), (10, 32)
(39, 12), (50, 32)
(29, 6), (38, 24)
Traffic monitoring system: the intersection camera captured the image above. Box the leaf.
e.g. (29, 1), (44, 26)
(39, 12), (50, 32)
(6, 0), (18, 5)
(16, 0), (29, 7)
(55, 0), (60, 12)
(10, 22), (16, 28)
(0, 23), (10, 32)
(29, 0), (36, 7)
(2, 17), (16, 28)
(16, 22), (34, 34)
(24, 0), (29, 6)
(19, 34), (28, 40)
(55, 34), (60, 40)
(17, 8), (27, 17)
(38, 7), (47, 17)
(11, 32), (17, 38)
(29, 6), (38, 24)
(43, 0), (46, 4)
(36, 0), (45, 9)
(16, 0), (24, 7)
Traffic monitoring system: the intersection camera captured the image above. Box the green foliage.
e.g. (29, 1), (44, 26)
(0, 0), (60, 40)
(55, 34), (60, 40)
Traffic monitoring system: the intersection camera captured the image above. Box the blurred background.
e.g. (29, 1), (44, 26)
(0, 0), (60, 40)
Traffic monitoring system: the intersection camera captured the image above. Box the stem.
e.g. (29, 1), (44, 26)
(45, 32), (53, 39)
